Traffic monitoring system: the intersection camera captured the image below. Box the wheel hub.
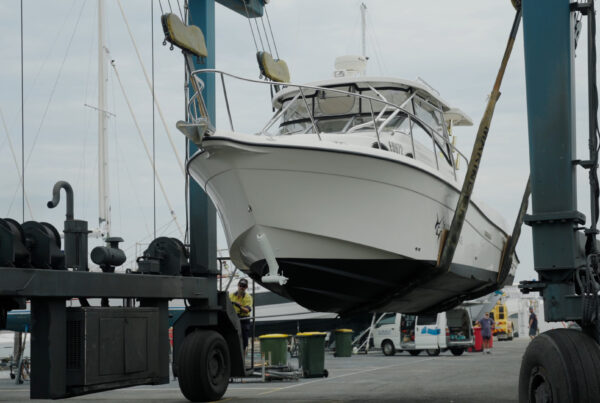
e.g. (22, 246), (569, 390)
(208, 348), (226, 386)
(530, 367), (552, 403)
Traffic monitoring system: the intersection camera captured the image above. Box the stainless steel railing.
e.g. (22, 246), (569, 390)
(187, 68), (470, 180)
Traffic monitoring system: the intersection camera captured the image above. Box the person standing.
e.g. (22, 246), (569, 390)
(230, 278), (253, 358)
(528, 307), (538, 340)
(477, 312), (495, 354)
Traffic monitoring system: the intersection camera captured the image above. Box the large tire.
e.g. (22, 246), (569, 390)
(450, 348), (464, 356)
(519, 329), (600, 402)
(408, 350), (421, 356)
(382, 340), (396, 356)
(426, 349), (440, 356)
(178, 330), (231, 402)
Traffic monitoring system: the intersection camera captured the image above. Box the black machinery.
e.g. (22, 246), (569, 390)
(0, 181), (244, 400)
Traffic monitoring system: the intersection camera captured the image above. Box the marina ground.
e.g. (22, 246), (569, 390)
(1, 338), (527, 402)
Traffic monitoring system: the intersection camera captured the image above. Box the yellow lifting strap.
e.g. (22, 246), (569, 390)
(161, 13), (208, 58)
(257, 51), (290, 83)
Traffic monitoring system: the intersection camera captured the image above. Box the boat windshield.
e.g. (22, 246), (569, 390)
(276, 85), (415, 135)
(279, 113), (409, 135)
(274, 86), (452, 164)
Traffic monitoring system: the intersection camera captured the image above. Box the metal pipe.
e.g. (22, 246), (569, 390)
(408, 118), (416, 158)
(47, 181), (74, 220)
(251, 278), (256, 370)
(221, 73), (235, 131)
(368, 99), (382, 149)
(260, 93), (300, 134)
(586, 0), (599, 252)
(299, 88), (320, 140)
(431, 125), (440, 170)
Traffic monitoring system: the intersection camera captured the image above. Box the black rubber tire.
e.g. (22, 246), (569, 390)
(177, 330), (231, 402)
(382, 340), (396, 356)
(450, 348), (464, 356)
(426, 349), (440, 356)
(518, 329), (600, 403)
(408, 350), (421, 356)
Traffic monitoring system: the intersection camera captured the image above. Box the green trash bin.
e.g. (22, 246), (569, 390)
(259, 334), (289, 366)
(334, 329), (353, 357)
(296, 332), (328, 378)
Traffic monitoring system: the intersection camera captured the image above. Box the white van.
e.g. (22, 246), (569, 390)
(373, 308), (474, 356)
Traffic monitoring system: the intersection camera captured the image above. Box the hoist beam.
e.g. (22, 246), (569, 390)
(215, 0), (265, 18)
(187, 1), (218, 280)
(185, 1), (265, 278)
(520, 0), (587, 321)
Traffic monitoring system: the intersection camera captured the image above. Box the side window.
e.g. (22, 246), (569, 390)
(417, 314), (437, 326)
(410, 121), (436, 166)
(376, 313), (396, 328)
(315, 87), (357, 117)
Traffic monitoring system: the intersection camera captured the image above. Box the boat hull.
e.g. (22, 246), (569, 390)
(188, 135), (517, 314)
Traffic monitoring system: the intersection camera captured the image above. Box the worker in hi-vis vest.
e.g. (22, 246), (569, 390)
(230, 278), (253, 357)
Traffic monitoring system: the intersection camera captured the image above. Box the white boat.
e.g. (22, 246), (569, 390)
(182, 61), (518, 315)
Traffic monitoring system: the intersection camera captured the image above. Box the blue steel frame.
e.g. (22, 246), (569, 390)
(522, 0), (587, 321)
(186, 1), (264, 277)
(187, 1), (218, 276)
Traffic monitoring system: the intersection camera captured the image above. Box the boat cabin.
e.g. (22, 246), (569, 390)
(269, 77), (472, 178)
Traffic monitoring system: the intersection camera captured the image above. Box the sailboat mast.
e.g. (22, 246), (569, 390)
(360, 3), (367, 76)
(360, 3), (367, 58)
(98, 0), (110, 238)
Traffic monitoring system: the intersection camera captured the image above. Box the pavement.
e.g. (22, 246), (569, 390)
(0, 338), (528, 402)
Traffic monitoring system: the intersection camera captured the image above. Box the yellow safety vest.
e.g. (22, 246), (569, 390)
(230, 291), (253, 318)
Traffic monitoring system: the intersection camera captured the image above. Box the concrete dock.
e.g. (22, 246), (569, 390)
(0, 338), (527, 402)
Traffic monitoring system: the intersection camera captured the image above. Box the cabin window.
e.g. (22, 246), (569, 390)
(376, 313), (397, 327)
(359, 88), (411, 114)
(279, 121), (312, 135)
(316, 117), (354, 133)
(414, 97), (445, 135)
(315, 87), (358, 116)
(417, 314), (437, 326)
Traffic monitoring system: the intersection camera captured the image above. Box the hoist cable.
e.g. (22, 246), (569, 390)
(167, 0), (173, 13)
(151, 0), (157, 239)
(20, 0), (24, 221)
(264, 6), (279, 59)
(8, 0), (85, 217)
(253, 17), (266, 52)
(158, 0), (164, 15)
(242, 0), (260, 53)
(184, 0), (189, 245)
(260, 16), (273, 55)
(176, 0), (184, 20)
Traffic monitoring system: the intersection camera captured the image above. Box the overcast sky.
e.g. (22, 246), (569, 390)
(0, 0), (595, 284)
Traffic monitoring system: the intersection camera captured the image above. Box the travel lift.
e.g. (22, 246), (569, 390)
(438, 0), (600, 400)
(0, 1), (273, 402)
(3, 0), (600, 402)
